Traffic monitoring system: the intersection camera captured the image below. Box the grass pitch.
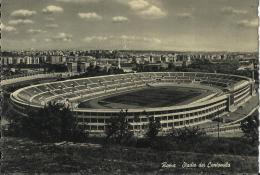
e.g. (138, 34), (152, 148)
(79, 86), (211, 109)
(103, 86), (202, 108)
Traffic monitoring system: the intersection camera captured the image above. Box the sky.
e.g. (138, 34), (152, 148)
(1, 0), (259, 51)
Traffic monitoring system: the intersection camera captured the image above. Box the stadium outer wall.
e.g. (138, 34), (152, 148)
(9, 72), (255, 136)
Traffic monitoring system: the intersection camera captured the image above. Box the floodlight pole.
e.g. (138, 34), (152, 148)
(217, 108), (220, 142)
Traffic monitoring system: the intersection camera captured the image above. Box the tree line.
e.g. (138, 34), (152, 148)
(5, 103), (258, 153)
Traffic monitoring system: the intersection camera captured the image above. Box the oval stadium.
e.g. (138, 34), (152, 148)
(10, 72), (256, 135)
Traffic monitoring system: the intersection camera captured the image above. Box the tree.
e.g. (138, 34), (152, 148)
(8, 102), (88, 142)
(145, 117), (161, 141)
(240, 112), (259, 145)
(105, 109), (133, 144)
(168, 126), (206, 144)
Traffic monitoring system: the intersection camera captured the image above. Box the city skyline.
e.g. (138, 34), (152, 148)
(1, 0), (259, 52)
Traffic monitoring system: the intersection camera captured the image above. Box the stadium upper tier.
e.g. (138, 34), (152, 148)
(11, 72), (251, 107)
(0, 72), (77, 86)
(10, 72), (255, 134)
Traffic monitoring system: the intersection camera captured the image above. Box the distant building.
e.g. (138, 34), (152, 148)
(99, 63), (111, 72)
(32, 57), (40, 64)
(67, 62), (77, 72)
(78, 62), (90, 73)
(24, 56), (32, 64)
(49, 55), (64, 64)
(161, 55), (169, 63)
(1, 57), (13, 65)
(12, 57), (19, 64)
(39, 56), (47, 64)
(149, 55), (162, 63)
(78, 56), (96, 63)
(121, 63), (134, 73)
(137, 63), (168, 71)
(90, 61), (97, 68)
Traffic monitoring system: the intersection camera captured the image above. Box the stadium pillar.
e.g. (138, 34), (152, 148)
(227, 95), (231, 112)
(250, 82), (255, 96)
(228, 94), (236, 112)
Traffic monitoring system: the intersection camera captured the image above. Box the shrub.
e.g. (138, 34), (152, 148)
(8, 102), (88, 143)
(168, 126), (206, 144)
(145, 117), (161, 141)
(105, 109), (133, 145)
(240, 111), (259, 145)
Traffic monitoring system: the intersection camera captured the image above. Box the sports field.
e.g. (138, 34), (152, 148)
(78, 86), (213, 109)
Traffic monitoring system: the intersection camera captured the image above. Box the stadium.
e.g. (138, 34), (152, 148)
(10, 72), (255, 135)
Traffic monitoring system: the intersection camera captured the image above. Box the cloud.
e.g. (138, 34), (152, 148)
(83, 35), (161, 44)
(112, 16), (129, 23)
(31, 38), (37, 42)
(120, 35), (161, 43)
(45, 17), (55, 21)
(78, 12), (103, 20)
(45, 24), (59, 28)
(1, 23), (17, 32)
(177, 12), (193, 19)
(42, 5), (64, 14)
(237, 18), (258, 28)
(128, 0), (150, 10)
(8, 19), (34, 25)
(56, 0), (100, 3)
(44, 38), (51, 42)
(125, 0), (166, 19)
(221, 7), (247, 15)
(139, 5), (166, 19)
(11, 9), (36, 18)
(27, 29), (47, 34)
(83, 36), (108, 42)
(46, 32), (72, 42)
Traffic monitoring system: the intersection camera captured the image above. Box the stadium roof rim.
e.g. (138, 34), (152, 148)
(10, 72), (253, 113)
(12, 71), (252, 91)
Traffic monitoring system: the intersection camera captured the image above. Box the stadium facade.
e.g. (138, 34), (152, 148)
(10, 72), (255, 135)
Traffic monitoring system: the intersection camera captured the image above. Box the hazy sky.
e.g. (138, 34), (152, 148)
(1, 0), (258, 51)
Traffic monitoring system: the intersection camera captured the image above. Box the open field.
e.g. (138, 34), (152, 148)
(1, 137), (258, 174)
(79, 86), (212, 109)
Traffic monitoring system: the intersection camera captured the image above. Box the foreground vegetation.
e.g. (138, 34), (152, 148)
(7, 102), (87, 143)
(2, 102), (258, 174)
(1, 137), (258, 174)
